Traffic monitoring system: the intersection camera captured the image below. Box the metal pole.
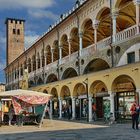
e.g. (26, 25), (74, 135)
(86, 83), (89, 122)
(38, 103), (48, 128)
(110, 0), (114, 67)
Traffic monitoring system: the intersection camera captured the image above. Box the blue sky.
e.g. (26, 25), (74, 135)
(0, 0), (76, 83)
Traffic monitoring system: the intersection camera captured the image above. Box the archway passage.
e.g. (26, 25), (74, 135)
(84, 58), (110, 74)
(90, 80), (108, 118)
(37, 78), (44, 85)
(112, 75), (135, 93)
(116, 0), (135, 32)
(61, 34), (69, 58)
(60, 86), (71, 99)
(28, 80), (35, 88)
(96, 7), (111, 41)
(46, 74), (58, 83)
(43, 89), (48, 94)
(70, 27), (79, 53)
(62, 68), (78, 80)
(112, 75), (136, 119)
(51, 88), (59, 117)
(73, 83), (88, 119)
(82, 19), (94, 48)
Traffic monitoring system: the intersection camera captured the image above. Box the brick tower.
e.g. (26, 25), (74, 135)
(5, 18), (25, 65)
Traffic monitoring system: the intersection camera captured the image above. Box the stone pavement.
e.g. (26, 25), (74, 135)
(0, 119), (140, 140)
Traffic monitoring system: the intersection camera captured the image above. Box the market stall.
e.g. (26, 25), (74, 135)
(0, 89), (52, 127)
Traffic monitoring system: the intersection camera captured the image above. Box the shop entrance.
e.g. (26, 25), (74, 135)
(95, 92), (110, 120)
(76, 95), (88, 120)
(115, 92), (137, 119)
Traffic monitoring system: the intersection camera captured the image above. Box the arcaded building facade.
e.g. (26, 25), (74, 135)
(5, 0), (140, 121)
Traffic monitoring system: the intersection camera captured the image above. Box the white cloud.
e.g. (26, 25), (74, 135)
(0, 0), (55, 9)
(25, 34), (40, 49)
(28, 9), (59, 21)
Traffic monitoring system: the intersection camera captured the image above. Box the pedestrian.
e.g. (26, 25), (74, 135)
(130, 102), (140, 130)
(8, 104), (14, 126)
(92, 103), (97, 121)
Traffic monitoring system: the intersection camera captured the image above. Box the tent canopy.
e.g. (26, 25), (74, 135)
(0, 89), (52, 115)
(0, 89), (51, 97)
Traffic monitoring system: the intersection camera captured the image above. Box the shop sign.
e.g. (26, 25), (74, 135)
(96, 92), (109, 97)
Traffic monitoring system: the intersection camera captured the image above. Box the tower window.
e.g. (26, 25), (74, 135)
(15, 20), (17, 24)
(13, 29), (16, 34)
(11, 20), (13, 23)
(127, 52), (135, 64)
(17, 29), (20, 35)
(19, 21), (22, 24)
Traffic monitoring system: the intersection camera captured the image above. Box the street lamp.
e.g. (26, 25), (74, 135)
(83, 78), (88, 122)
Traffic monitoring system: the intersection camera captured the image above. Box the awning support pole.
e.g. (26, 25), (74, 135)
(38, 103), (48, 128)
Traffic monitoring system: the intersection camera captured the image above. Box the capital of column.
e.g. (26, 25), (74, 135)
(111, 9), (119, 19)
(68, 38), (72, 44)
(93, 19), (99, 29)
(79, 31), (83, 38)
(51, 48), (55, 53)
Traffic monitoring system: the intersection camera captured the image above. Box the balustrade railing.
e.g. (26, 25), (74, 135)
(115, 25), (138, 43)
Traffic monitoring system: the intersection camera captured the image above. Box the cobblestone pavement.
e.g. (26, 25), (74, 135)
(0, 119), (140, 140)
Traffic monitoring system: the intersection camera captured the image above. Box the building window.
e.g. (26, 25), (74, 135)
(13, 29), (16, 34)
(11, 20), (13, 23)
(17, 29), (20, 35)
(127, 52), (135, 64)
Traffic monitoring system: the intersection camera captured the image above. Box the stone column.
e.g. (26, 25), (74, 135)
(72, 97), (76, 120)
(51, 48), (54, 63)
(44, 52), (47, 66)
(18, 67), (21, 79)
(93, 20), (99, 50)
(59, 97), (62, 119)
(134, 0), (140, 25)
(79, 31), (83, 57)
(36, 57), (38, 70)
(49, 100), (53, 119)
(112, 10), (118, 42)
(88, 96), (92, 122)
(109, 91), (115, 119)
(59, 46), (62, 65)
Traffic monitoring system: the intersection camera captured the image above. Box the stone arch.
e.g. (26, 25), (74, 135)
(83, 58), (110, 74)
(46, 45), (51, 64)
(41, 48), (45, 67)
(60, 34), (69, 58)
(37, 77), (44, 85)
(28, 80), (35, 88)
(112, 74), (136, 93)
(81, 18), (94, 48)
(28, 58), (31, 73)
(46, 74), (58, 83)
(90, 80), (108, 97)
(96, 7), (111, 41)
(37, 52), (41, 69)
(115, 0), (135, 32)
(117, 43), (140, 66)
(60, 85), (71, 99)
(70, 27), (79, 53)
(32, 55), (36, 71)
(61, 67), (78, 80)
(51, 87), (58, 100)
(53, 40), (59, 61)
(73, 83), (86, 97)
(43, 89), (48, 94)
